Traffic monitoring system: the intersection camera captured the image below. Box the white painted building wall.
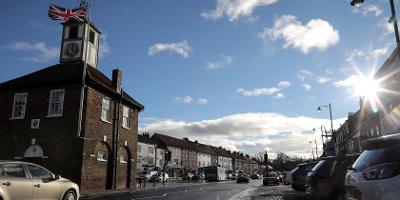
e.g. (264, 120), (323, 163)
(136, 142), (156, 172)
(197, 152), (211, 168)
(218, 156), (233, 171)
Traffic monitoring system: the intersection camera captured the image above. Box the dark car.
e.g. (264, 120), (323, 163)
(250, 173), (260, 179)
(149, 174), (161, 182)
(291, 162), (318, 191)
(263, 172), (280, 186)
(236, 173), (249, 183)
(306, 154), (359, 200)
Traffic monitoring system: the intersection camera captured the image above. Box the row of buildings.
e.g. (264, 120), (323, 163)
(328, 48), (400, 155)
(137, 133), (266, 178)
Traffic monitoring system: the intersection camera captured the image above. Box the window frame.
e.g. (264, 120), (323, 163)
(120, 154), (128, 164)
(101, 96), (111, 123)
(47, 89), (65, 117)
(1, 163), (27, 178)
(97, 151), (107, 162)
(122, 105), (131, 129)
(11, 92), (28, 119)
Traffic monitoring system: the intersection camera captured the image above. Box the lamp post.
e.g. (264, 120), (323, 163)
(309, 139), (318, 159)
(317, 103), (334, 136)
(351, 0), (400, 57)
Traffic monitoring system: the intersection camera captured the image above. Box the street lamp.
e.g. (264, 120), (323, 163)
(317, 103), (334, 136)
(309, 139), (318, 159)
(351, 0), (400, 57)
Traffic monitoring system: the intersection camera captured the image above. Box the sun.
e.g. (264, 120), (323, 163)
(354, 75), (380, 102)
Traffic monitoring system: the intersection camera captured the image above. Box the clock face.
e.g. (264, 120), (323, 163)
(64, 42), (80, 58)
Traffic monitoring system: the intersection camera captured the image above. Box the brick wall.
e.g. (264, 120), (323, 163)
(80, 87), (138, 191)
(0, 83), (84, 184)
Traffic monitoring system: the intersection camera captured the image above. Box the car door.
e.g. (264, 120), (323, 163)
(26, 164), (61, 200)
(0, 163), (33, 200)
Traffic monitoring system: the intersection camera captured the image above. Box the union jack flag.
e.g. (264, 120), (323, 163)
(48, 4), (87, 22)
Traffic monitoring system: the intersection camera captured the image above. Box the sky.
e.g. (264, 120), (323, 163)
(0, 0), (396, 158)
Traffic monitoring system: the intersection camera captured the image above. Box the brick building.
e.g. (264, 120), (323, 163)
(0, 20), (144, 191)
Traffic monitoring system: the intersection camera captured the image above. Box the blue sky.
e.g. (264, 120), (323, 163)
(0, 0), (396, 157)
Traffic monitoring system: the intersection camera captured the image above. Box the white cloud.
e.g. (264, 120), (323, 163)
(174, 96), (209, 105)
(302, 83), (312, 91)
(259, 15), (339, 53)
(237, 87), (280, 97)
(295, 70), (314, 81)
(206, 55), (233, 70)
(201, 0), (279, 22)
(148, 40), (192, 58)
(6, 41), (59, 63)
(333, 75), (360, 88)
(174, 96), (193, 104)
(346, 47), (388, 62)
(278, 81), (290, 88)
(140, 113), (346, 157)
(317, 76), (330, 84)
(273, 93), (285, 99)
(353, 4), (382, 17)
(197, 98), (209, 104)
(99, 34), (110, 58)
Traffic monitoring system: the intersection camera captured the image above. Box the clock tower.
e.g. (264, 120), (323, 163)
(60, 20), (101, 69)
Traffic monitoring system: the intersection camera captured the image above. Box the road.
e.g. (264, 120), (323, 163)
(81, 180), (307, 200)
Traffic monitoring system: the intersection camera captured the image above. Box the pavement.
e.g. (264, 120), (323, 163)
(80, 180), (307, 200)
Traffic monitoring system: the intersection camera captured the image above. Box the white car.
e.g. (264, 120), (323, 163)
(345, 133), (400, 200)
(0, 161), (79, 200)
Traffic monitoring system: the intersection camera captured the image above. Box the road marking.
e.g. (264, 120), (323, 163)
(132, 193), (168, 200)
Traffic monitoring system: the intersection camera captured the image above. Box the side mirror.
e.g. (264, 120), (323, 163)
(54, 174), (60, 180)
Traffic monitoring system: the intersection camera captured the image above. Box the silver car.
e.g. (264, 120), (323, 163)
(0, 161), (79, 200)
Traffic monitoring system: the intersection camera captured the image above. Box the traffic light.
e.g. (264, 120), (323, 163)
(165, 150), (172, 162)
(264, 151), (268, 165)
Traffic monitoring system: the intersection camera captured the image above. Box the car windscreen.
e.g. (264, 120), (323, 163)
(266, 172), (277, 177)
(311, 159), (333, 174)
(352, 145), (400, 171)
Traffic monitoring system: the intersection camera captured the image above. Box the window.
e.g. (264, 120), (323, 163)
(97, 151), (107, 161)
(122, 106), (130, 128)
(89, 30), (95, 44)
(120, 154), (128, 164)
(148, 146), (154, 154)
(147, 157), (154, 165)
(2, 164), (26, 178)
(27, 164), (52, 179)
(137, 156), (142, 163)
(138, 145), (141, 153)
(101, 97), (111, 122)
(48, 89), (64, 116)
(174, 159), (179, 165)
(11, 93), (27, 119)
(69, 26), (78, 39)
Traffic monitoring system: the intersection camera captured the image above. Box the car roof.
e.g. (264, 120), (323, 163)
(362, 133), (400, 150)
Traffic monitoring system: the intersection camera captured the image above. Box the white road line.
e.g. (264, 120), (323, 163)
(132, 193), (168, 200)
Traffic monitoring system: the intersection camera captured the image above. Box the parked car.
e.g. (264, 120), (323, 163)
(149, 174), (161, 182)
(306, 154), (359, 200)
(345, 133), (400, 200)
(226, 173), (232, 180)
(250, 173), (260, 179)
(139, 170), (157, 180)
(230, 173), (238, 180)
(236, 173), (249, 183)
(263, 172), (280, 186)
(182, 173), (194, 181)
(0, 161), (80, 200)
(291, 162), (318, 191)
(149, 172), (169, 182)
(276, 171), (284, 183)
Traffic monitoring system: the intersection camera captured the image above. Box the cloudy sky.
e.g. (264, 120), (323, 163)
(0, 0), (395, 158)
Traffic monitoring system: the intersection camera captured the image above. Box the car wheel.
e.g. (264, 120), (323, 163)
(63, 190), (77, 200)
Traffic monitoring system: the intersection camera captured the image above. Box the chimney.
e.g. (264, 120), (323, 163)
(194, 140), (198, 144)
(183, 137), (189, 141)
(112, 68), (122, 94)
